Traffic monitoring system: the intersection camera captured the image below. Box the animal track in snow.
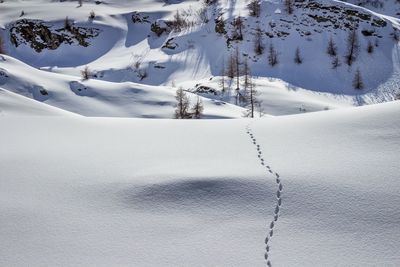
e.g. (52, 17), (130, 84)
(245, 125), (283, 267)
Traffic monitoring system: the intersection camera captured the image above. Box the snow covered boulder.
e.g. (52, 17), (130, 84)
(0, 68), (9, 85)
(31, 85), (49, 101)
(132, 12), (150, 24)
(162, 38), (179, 50)
(194, 84), (218, 95)
(69, 81), (94, 97)
(150, 20), (170, 37)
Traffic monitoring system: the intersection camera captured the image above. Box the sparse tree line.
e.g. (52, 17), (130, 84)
(326, 26), (382, 89)
(246, 20), (384, 89)
(174, 88), (204, 119)
(221, 45), (262, 118)
(152, 1), (216, 36)
(186, 16), (384, 118)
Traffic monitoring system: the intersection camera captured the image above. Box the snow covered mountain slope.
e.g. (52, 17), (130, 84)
(0, 55), (245, 118)
(0, 0), (399, 118)
(0, 100), (399, 266)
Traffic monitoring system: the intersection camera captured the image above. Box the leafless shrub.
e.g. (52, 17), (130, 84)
(81, 66), (92, 80)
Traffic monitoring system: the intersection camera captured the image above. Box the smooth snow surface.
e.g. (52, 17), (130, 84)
(1, 101), (399, 266)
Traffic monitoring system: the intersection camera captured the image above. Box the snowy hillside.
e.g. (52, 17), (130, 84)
(0, 86), (76, 116)
(0, 0), (399, 117)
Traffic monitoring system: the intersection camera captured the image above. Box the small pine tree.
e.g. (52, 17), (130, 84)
(294, 47), (303, 64)
(257, 101), (264, 118)
(353, 68), (364, 90)
(345, 28), (360, 66)
(268, 43), (278, 67)
(248, 0), (261, 17)
(331, 56), (341, 69)
(227, 52), (236, 79)
(242, 57), (251, 91)
(284, 0), (294, 15)
(171, 10), (189, 31)
(191, 96), (204, 119)
(393, 29), (399, 42)
(235, 46), (241, 105)
(0, 35), (5, 55)
(232, 16), (244, 40)
(244, 79), (259, 118)
(367, 41), (374, 53)
(220, 58), (226, 93)
(327, 36), (337, 57)
(254, 25), (264, 55)
(174, 88), (191, 119)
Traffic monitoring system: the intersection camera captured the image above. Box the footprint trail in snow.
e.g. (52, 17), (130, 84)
(245, 125), (283, 267)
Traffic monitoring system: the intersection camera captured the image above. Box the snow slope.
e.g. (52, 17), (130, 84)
(1, 0), (399, 118)
(1, 100), (399, 266)
(0, 55), (245, 118)
(0, 87), (76, 116)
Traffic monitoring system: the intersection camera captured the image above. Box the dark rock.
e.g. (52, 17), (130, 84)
(9, 19), (100, 53)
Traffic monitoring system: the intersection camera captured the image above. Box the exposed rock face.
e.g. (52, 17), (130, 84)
(150, 21), (170, 37)
(214, 17), (226, 35)
(162, 38), (178, 50)
(9, 19), (101, 53)
(132, 12), (150, 24)
(297, 1), (387, 31)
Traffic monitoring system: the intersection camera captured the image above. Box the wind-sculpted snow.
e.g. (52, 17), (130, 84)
(0, 102), (399, 266)
(120, 179), (273, 216)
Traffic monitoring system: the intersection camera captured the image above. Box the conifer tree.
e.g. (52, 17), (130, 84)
(294, 47), (303, 64)
(191, 96), (204, 119)
(268, 43), (278, 67)
(0, 35), (5, 55)
(174, 88), (191, 119)
(353, 68), (364, 90)
(327, 36), (337, 57)
(345, 28), (360, 66)
(254, 25), (264, 55)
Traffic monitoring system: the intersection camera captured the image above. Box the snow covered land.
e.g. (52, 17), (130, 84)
(0, 0), (400, 266)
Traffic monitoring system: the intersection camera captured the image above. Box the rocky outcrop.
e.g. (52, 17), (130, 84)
(9, 19), (100, 53)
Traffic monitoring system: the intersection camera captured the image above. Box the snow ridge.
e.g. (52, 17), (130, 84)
(245, 124), (283, 267)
